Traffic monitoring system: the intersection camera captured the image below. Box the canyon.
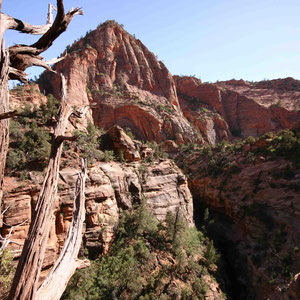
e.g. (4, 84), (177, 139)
(1, 20), (300, 299)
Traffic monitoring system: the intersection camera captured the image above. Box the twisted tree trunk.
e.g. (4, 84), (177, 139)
(0, 1), (82, 224)
(9, 75), (73, 300)
(0, 39), (9, 228)
(0, 2), (86, 298)
(36, 159), (89, 300)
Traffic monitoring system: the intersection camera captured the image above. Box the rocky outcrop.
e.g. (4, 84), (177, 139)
(176, 131), (300, 299)
(1, 158), (193, 259)
(174, 76), (300, 142)
(175, 78), (231, 144)
(104, 125), (141, 162)
(38, 21), (197, 144)
(32, 24), (300, 146)
(9, 84), (48, 110)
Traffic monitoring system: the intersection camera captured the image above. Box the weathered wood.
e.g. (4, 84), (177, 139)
(36, 159), (89, 300)
(31, 1), (83, 53)
(0, 3), (54, 36)
(0, 217), (28, 256)
(0, 0), (82, 237)
(8, 75), (73, 300)
(0, 40), (9, 228)
(0, 2), (84, 298)
(0, 109), (17, 120)
(8, 1), (83, 81)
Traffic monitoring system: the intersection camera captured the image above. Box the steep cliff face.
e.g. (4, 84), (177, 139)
(3, 19), (300, 299)
(174, 76), (300, 143)
(37, 22), (300, 147)
(2, 145), (193, 265)
(176, 130), (300, 299)
(38, 21), (197, 144)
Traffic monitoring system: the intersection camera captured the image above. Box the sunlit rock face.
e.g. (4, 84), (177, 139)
(2, 126), (193, 265)
(174, 76), (300, 143)
(38, 22), (300, 147)
(38, 21), (198, 145)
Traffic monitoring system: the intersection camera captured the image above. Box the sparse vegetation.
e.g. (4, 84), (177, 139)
(62, 205), (223, 300)
(73, 122), (116, 165)
(6, 113), (51, 171)
(145, 141), (168, 161)
(0, 250), (15, 299)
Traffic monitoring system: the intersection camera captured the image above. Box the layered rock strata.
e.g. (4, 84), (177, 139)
(38, 21), (197, 144)
(175, 76), (300, 142)
(2, 158), (193, 262)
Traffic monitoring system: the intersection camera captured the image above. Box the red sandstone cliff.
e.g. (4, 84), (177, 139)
(174, 76), (300, 143)
(38, 21), (197, 144)
(38, 22), (300, 146)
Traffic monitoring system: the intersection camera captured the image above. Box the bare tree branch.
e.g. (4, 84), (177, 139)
(0, 4), (55, 35)
(0, 110), (17, 120)
(0, 215), (29, 256)
(45, 52), (67, 65)
(7, 0), (83, 81)
(31, 2), (83, 53)
(0, 40), (10, 228)
(8, 53), (67, 82)
(8, 66), (28, 83)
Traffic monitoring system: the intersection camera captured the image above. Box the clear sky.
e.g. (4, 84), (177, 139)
(2, 0), (300, 82)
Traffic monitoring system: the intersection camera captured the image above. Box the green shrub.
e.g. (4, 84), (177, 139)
(146, 141), (168, 160)
(63, 206), (221, 300)
(0, 250), (15, 299)
(73, 122), (105, 164)
(204, 240), (219, 267)
(6, 94), (62, 172)
(6, 120), (51, 170)
(38, 94), (60, 122)
(103, 150), (115, 162)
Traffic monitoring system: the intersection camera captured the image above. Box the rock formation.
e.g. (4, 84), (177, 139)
(1, 126), (193, 261)
(1, 19), (300, 299)
(176, 130), (300, 299)
(38, 22), (300, 147)
(38, 20), (197, 144)
(175, 76), (300, 143)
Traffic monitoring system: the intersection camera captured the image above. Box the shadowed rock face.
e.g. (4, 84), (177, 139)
(175, 132), (300, 300)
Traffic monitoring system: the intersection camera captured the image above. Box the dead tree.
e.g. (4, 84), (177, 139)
(36, 159), (89, 300)
(8, 76), (71, 299)
(0, 0), (82, 226)
(0, 206), (28, 256)
(0, 1), (85, 299)
(0, 1), (10, 228)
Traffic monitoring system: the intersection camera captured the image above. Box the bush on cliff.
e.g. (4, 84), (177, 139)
(6, 119), (51, 171)
(62, 204), (223, 300)
(5, 95), (61, 172)
(0, 250), (14, 299)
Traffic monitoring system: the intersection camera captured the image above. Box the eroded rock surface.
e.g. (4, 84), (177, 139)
(1, 158), (193, 260)
(174, 76), (300, 143)
(39, 21), (197, 144)
(176, 132), (300, 299)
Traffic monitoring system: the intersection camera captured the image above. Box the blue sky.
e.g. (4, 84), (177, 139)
(2, 0), (300, 82)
